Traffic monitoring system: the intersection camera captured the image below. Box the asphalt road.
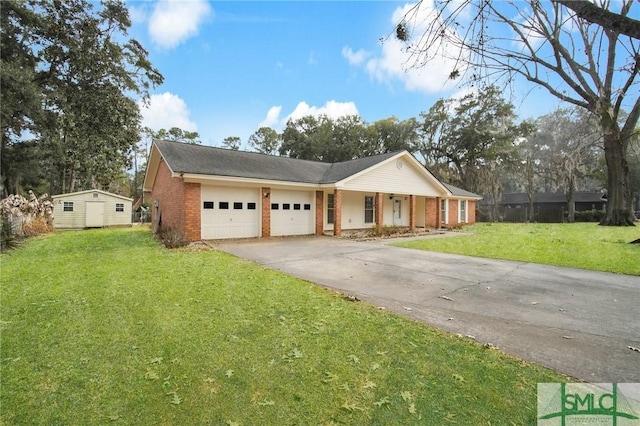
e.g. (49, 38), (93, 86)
(216, 235), (640, 383)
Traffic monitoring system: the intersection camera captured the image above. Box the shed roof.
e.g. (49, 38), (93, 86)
(51, 189), (133, 202)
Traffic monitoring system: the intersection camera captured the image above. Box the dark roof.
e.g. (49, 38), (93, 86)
(154, 139), (400, 184)
(443, 183), (481, 199)
(502, 192), (606, 205)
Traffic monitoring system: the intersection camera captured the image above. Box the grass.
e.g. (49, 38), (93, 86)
(395, 222), (640, 275)
(0, 227), (568, 425)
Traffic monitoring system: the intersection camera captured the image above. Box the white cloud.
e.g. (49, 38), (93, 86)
(139, 92), (198, 132)
(341, 46), (370, 66)
(148, 0), (213, 50)
(259, 101), (359, 129)
(355, 2), (466, 94)
(259, 106), (282, 128)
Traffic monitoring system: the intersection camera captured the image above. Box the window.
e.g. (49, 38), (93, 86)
(271, 203), (279, 210)
(283, 203), (291, 210)
(92, 192), (99, 198)
(234, 202), (243, 210)
(219, 202), (229, 210)
(459, 200), (467, 223)
(203, 201), (214, 209)
(304, 204), (311, 210)
(327, 193), (335, 224)
(63, 202), (74, 212)
(115, 203), (124, 212)
(247, 202), (256, 210)
(440, 199), (448, 224)
(364, 196), (374, 224)
(294, 204), (301, 210)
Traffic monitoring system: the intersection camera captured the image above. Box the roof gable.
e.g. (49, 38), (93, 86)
(52, 189), (132, 201)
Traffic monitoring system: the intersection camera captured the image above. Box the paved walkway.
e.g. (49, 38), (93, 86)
(216, 235), (640, 382)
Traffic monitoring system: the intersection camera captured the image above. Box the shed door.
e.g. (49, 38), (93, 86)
(85, 202), (105, 227)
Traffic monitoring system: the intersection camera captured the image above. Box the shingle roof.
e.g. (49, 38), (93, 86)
(154, 139), (400, 184)
(443, 183), (482, 199)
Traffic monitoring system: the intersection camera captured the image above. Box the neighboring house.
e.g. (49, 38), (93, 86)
(500, 191), (607, 222)
(502, 192), (607, 211)
(143, 140), (482, 241)
(52, 189), (133, 229)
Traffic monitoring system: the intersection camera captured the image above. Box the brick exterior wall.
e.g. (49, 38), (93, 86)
(333, 189), (342, 236)
(315, 191), (324, 235)
(262, 187), (271, 237)
(183, 182), (201, 241)
(468, 200), (476, 224)
(448, 199), (459, 226)
(425, 198), (438, 228)
(151, 159), (186, 236)
(149, 160), (203, 242)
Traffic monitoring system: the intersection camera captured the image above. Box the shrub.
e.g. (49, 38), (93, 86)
(156, 225), (188, 248)
(21, 216), (54, 237)
(574, 210), (606, 222)
(0, 216), (18, 252)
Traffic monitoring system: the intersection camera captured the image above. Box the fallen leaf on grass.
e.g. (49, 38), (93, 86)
(452, 373), (466, 382)
(362, 380), (376, 389)
(348, 354), (360, 364)
(225, 369), (234, 378)
(400, 391), (413, 402)
(408, 403), (417, 414)
(373, 397), (391, 407)
(258, 400), (275, 406)
(342, 402), (365, 412)
(148, 357), (163, 364)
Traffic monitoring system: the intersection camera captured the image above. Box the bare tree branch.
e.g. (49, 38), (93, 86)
(553, 0), (640, 39)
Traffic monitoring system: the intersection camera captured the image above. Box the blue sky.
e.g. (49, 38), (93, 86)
(128, 1), (568, 148)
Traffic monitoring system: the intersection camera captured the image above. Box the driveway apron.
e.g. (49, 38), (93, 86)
(216, 236), (640, 383)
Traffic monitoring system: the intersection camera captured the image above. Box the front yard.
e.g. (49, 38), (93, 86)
(0, 227), (567, 424)
(395, 222), (640, 275)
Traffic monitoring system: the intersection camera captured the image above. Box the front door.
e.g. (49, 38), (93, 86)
(85, 202), (104, 227)
(393, 197), (402, 226)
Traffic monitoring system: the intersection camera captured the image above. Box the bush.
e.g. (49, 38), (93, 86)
(574, 210), (606, 222)
(0, 216), (18, 252)
(156, 225), (188, 248)
(21, 216), (54, 237)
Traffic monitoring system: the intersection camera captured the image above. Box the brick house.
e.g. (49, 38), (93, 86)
(143, 140), (482, 241)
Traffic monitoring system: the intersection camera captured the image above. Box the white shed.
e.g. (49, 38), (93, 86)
(52, 190), (133, 229)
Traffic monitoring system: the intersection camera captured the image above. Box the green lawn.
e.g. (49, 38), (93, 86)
(0, 227), (567, 425)
(395, 223), (640, 275)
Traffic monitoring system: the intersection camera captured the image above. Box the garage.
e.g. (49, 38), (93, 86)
(270, 190), (315, 236)
(201, 186), (260, 239)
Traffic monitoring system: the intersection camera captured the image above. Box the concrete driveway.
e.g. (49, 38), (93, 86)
(216, 235), (640, 382)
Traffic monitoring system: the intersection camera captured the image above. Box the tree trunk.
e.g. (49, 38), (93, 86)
(600, 132), (635, 226)
(566, 176), (575, 223)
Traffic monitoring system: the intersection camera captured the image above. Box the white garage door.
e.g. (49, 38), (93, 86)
(270, 190), (314, 237)
(201, 186), (260, 239)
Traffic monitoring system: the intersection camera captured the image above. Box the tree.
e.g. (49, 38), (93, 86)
(222, 136), (241, 151)
(248, 127), (281, 155)
(1, 0), (163, 196)
(365, 117), (420, 156)
(396, 0), (639, 225)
